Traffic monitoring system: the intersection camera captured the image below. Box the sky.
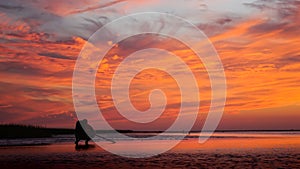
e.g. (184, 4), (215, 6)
(0, 0), (299, 130)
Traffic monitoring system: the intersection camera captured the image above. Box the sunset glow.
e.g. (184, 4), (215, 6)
(1, 0), (299, 130)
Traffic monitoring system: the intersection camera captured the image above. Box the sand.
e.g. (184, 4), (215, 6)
(1, 136), (300, 168)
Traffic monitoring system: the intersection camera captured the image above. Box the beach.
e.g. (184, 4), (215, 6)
(1, 132), (300, 168)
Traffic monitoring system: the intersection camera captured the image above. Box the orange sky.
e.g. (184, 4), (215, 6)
(0, 0), (299, 129)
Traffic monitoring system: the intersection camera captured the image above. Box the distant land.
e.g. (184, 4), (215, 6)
(1, 124), (299, 139)
(0, 124), (74, 138)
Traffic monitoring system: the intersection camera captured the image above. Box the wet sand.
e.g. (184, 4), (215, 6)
(1, 137), (300, 169)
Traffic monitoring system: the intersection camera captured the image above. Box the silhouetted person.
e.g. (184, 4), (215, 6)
(75, 119), (95, 146)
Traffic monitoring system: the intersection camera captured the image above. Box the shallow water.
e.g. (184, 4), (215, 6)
(1, 131), (300, 146)
(0, 136), (300, 168)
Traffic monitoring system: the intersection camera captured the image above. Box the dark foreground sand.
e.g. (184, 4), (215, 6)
(1, 137), (300, 169)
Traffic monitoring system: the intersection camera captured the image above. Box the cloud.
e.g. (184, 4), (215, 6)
(219, 105), (300, 130)
(0, 61), (48, 76)
(38, 52), (75, 60)
(0, 0), (60, 28)
(0, 0), (112, 41)
(0, 0), (300, 129)
(0, 111), (24, 123)
(20, 111), (77, 128)
(244, 0), (300, 21)
(247, 21), (288, 35)
(68, 0), (127, 14)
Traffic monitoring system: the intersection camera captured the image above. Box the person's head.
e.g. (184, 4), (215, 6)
(82, 119), (87, 124)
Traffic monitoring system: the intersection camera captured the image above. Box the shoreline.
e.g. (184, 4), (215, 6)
(1, 138), (300, 169)
(1, 130), (300, 147)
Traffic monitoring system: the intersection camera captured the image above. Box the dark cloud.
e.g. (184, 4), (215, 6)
(197, 15), (239, 37)
(279, 55), (300, 63)
(0, 61), (48, 76)
(0, 0), (60, 25)
(0, 111), (24, 123)
(244, 0), (300, 20)
(68, 0), (127, 14)
(38, 52), (75, 60)
(0, 4), (24, 11)
(277, 54), (300, 68)
(20, 111), (77, 128)
(244, 1), (272, 11)
(216, 17), (232, 25)
(0, 0), (112, 41)
(244, 0), (300, 35)
(22, 86), (65, 98)
(0, 105), (37, 123)
(247, 22), (288, 34)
